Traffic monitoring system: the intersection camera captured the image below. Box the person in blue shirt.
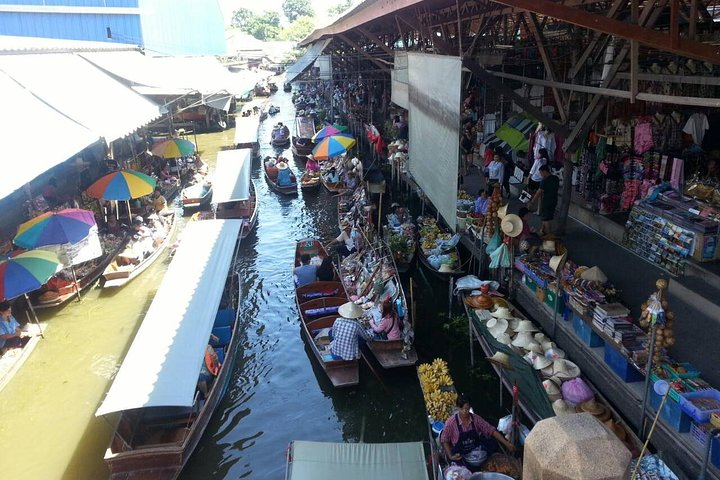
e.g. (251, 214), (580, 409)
(294, 254), (318, 287)
(474, 189), (489, 215)
(0, 301), (29, 352)
(276, 162), (294, 187)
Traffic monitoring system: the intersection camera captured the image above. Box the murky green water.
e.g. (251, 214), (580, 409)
(0, 88), (505, 480)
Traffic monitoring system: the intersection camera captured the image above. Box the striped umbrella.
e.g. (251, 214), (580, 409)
(14, 209), (96, 250)
(86, 170), (157, 200)
(151, 138), (196, 158)
(312, 134), (357, 160)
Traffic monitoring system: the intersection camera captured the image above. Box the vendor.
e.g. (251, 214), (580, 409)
(306, 154), (320, 174)
(330, 302), (367, 360)
(517, 207), (541, 253)
(42, 178), (60, 206)
(294, 254), (318, 287)
(328, 222), (356, 258)
(151, 188), (172, 218)
(474, 190), (489, 215)
(441, 396), (515, 468)
(365, 300), (402, 340)
(276, 162), (293, 187)
(0, 302), (30, 353)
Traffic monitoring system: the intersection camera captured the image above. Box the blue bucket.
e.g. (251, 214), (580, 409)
(431, 420), (445, 437)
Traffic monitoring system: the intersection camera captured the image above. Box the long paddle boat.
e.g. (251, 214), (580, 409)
(417, 217), (463, 281)
(299, 171), (321, 194)
(270, 123), (291, 147)
(234, 115), (261, 158)
(340, 229), (418, 369)
(291, 116), (316, 157)
(181, 178), (213, 212)
(101, 213), (176, 288)
(96, 219), (243, 480)
(212, 149), (258, 239)
(263, 156), (298, 195)
(294, 239), (359, 388)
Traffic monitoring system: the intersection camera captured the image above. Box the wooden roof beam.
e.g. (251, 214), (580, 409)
(356, 26), (396, 57)
(489, 0), (720, 63)
(337, 33), (392, 72)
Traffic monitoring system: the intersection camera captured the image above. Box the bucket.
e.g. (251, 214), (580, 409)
(468, 473), (514, 480)
(431, 420), (445, 437)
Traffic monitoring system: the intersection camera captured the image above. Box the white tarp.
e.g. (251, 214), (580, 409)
(0, 71), (99, 198)
(391, 52), (409, 109)
(96, 219), (241, 416)
(288, 441), (429, 480)
(0, 53), (161, 142)
(285, 39), (332, 83)
(234, 115), (261, 145)
(38, 226), (103, 267)
(213, 149), (251, 203)
(407, 53), (462, 231)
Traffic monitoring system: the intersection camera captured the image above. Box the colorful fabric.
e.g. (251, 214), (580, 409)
(634, 121), (654, 155)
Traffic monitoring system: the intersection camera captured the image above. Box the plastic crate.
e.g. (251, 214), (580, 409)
(679, 389), (720, 423)
(604, 343), (644, 383)
(524, 275), (537, 292)
(662, 362), (700, 379)
(544, 287), (565, 312)
(649, 388), (692, 432)
(573, 313), (605, 348)
(650, 372), (685, 403)
(689, 422), (720, 469)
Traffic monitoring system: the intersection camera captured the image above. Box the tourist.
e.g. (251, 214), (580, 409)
(294, 254), (318, 287)
(316, 256), (335, 282)
(327, 167), (341, 184)
(501, 156), (514, 198)
(527, 148), (549, 193)
(276, 162), (293, 187)
(461, 128), (474, 175)
(487, 154), (505, 188)
(305, 154), (320, 174)
(530, 165), (560, 236)
(328, 222), (356, 257)
(366, 299), (402, 340)
(474, 190), (489, 215)
(441, 395), (515, 468)
(0, 302), (29, 353)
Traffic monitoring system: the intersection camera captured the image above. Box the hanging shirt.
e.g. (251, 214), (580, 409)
(683, 113), (709, 146)
(633, 121), (654, 155)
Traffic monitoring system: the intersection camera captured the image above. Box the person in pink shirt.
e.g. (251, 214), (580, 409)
(368, 300), (402, 340)
(305, 154), (320, 173)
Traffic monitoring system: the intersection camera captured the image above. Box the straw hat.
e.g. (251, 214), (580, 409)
(465, 294), (494, 310)
(523, 351), (538, 365)
(526, 341), (543, 354)
(507, 318), (520, 331)
(486, 351), (512, 369)
(549, 251), (568, 273)
(604, 419), (627, 441)
(541, 240), (557, 253)
(545, 347), (566, 361)
(578, 399), (611, 421)
(438, 264), (454, 273)
(511, 331), (535, 348)
(277, 161), (289, 170)
(553, 399), (573, 416)
(500, 214), (523, 238)
(487, 318), (509, 337)
(492, 297), (510, 310)
(534, 332), (548, 344)
(491, 306), (515, 320)
(580, 266), (608, 284)
(540, 340), (556, 351)
(552, 359), (581, 380)
(497, 204), (508, 219)
(514, 320), (539, 332)
(533, 354), (553, 370)
(543, 379), (562, 401)
(338, 302), (363, 319)
(495, 332), (512, 345)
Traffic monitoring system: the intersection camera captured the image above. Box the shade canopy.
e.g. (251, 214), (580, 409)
(14, 208), (96, 249)
(0, 250), (61, 301)
(234, 115), (260, 145)
(312, 134), (357, 160)
(285, 39), (332, 83)
(287, 441), (429, 480)
(213, 149), (252, 203)
(96, 219), (242, 416)
(151, 138), (196, 158)
(86, 170), (157, 201)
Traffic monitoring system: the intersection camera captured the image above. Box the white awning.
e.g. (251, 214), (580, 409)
(0, 71), (99, 198)
(234, 115), (261, 145)
(96, 219), (242, 416)
(285, 39), (332, 83)
(213, 149), (251, 203)
(0, 53), (161, 142)
(81, 51), (244, 97)
(287, 441), (429, 480)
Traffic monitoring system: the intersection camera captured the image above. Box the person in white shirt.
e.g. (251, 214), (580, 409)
(328, 222), (356, 257)
(487, 154), (505, 187)
(527, 148), (549, 193)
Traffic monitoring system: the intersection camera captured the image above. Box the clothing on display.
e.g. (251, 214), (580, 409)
(683, 112), (709, 146)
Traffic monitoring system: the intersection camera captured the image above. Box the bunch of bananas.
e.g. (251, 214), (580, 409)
(418, 359), (458, 420)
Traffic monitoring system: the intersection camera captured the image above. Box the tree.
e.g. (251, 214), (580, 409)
(231, 7), (253, 29)
(282, 0), (314, 22)
(248, 10), (281, 40)
(279, 16), (315, 42)
(328, 0), (353, 17)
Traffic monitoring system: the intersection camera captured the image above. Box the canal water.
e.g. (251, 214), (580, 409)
(0, 85), (506, 480)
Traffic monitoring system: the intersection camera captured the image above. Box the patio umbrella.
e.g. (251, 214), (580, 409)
(14, 208), (97, 301)
(86, 169), (156, 201)
(332, 123), (349, 132)
(14, 209), (96, 250)
(312, 134), (357, 160)
(312, 125), (342, 143)
(151, 138), (196, 158)
(0, 249), (63, 336)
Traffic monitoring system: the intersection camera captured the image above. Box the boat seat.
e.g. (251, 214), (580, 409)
(213, 309), (234, 328)
(216, 347), (225, 365)
(301, 288), (340, 300)
(211, 326), (232, 347)
(304, 306), (339, 317)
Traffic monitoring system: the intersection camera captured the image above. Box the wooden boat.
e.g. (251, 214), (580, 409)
(300, 171), (321, 193)
(0, 322), (45, 394)
(417, 220), (463, 281)
(263, 158), (297, 195)
(283, 83), (292, 92)
(216, 180), (258, 239)
(268, 105), (280, 116)
(291, 116), (316, 157)
(97, 220), (243, 480)
(101, 214), (177, 288)
(32, 233), (129, 309)
(321, 174), (349, 194)
(384, 214), (416, 274)
(181, 180), (213, 211)
(234, 115), (261, 158)
(212, 149), (258, 239)
(340, 231), (418, 369)
(294, 239), (359, 388)
(270, 124), (290, 146)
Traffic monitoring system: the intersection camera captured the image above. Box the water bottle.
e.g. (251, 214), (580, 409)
(395, 297), (405, 318)
(703, 235), (717, 260)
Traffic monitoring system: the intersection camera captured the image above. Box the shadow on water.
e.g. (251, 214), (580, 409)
(180, 83), (508, 480)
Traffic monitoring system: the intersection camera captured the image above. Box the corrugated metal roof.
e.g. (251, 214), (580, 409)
(0, 35), (140, 54)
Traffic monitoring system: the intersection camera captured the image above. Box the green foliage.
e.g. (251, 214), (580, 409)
(328, 0), (353, 16)
(282, 0), (314, 22)
(233, 9), (281, 40)
(279, 16), (315, 41)
(231, 8), (253, 29)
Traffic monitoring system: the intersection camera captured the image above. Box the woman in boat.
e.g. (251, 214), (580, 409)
(365, 299), (402, 340)
(197, 343), (221, 398)
(306, 155), (320, 174)
(276, 162), (293, 187)
(330, 303), (367, 361)
(0, 302), (30, 353)
(344, 172), (358, 190)
(441, 395), (515, 469)
(316, 256), (335, 282)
